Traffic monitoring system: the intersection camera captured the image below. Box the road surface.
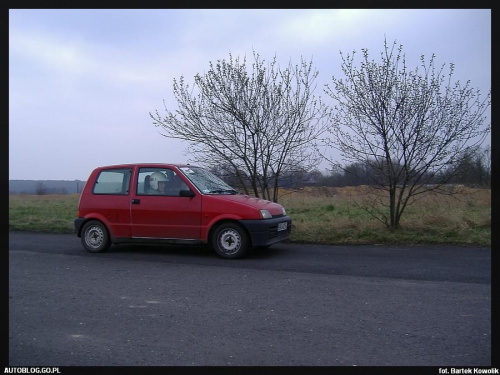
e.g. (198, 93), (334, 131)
(8, 232), (492, 367)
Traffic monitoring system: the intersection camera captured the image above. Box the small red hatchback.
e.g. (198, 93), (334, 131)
(75, 163), (292, 259)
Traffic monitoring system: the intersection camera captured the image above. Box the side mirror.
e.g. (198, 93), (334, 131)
(179, 189), (195, 197)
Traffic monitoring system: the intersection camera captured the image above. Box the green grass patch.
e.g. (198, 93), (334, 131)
(9, 194), (80, 233)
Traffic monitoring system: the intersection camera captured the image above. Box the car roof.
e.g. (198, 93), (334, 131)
(95, 163), (196, 170)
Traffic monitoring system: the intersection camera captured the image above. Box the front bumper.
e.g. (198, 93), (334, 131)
(239, 216), (292, 247)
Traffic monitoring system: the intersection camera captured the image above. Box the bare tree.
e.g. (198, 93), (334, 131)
(35, 181), (47, 195)
(323, 39), (491, 229)
(150, 51), (329, 202)
(441, 145), (491, 187)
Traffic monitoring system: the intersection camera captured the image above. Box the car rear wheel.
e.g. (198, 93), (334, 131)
(81, 220), (110, 253)
(212, 222), (249, 259)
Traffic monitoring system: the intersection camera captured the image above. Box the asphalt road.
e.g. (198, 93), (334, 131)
(8, 232), (492, 367)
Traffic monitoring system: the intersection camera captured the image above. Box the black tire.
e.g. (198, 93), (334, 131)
(81, 220), (111, 253)
(211, 222), (249, 259)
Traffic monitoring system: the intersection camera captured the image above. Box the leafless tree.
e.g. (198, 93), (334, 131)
(441, 145), (491, 187)
(323, 39), (491, 229)
(35, 181), (47, 195)
(150, 51), (330, 202)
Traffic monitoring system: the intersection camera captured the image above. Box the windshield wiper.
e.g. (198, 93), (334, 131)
(207, 189), (239, 195)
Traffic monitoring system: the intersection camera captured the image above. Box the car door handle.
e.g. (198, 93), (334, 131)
(131, 199), (141, 204)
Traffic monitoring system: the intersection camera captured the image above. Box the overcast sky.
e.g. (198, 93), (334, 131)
(9, 9), (491, 180)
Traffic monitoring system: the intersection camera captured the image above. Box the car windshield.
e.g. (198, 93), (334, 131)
(179, 166), (238, 195)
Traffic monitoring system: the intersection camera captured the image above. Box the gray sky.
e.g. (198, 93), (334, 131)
(9, 9), (491, 180)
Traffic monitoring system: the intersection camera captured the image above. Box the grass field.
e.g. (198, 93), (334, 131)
(279, 186), (491, 247)
(9, 187), (491, 247)
(9, 194), (80, 233)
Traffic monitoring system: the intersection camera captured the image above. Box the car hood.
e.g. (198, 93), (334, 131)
(213, 194), (285, 215)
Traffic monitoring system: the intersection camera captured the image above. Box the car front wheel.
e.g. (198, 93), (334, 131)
(212, 223), (249, 259)
(81, 220), (110, 253)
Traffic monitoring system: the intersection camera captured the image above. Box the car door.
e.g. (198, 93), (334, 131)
(130, 167), (202, 240)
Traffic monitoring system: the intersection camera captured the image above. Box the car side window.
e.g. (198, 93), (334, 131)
(93, 168), (131, 195)
(137, 168), (189, 196)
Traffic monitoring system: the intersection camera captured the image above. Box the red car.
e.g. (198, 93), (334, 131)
(74, 163), (292, 259)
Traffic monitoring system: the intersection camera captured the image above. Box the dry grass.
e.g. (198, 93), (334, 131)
(278, 186), (491, 246)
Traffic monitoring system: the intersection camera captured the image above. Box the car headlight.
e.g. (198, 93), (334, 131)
(281, 206), (287, 216)
(259, 209), (272, 219)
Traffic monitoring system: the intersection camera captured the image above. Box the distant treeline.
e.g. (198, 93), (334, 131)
(9, 148), (490, 196)
(215, 165), (491, 192)
(212, 147), (491, 191)
(9, 180), (86, 195)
